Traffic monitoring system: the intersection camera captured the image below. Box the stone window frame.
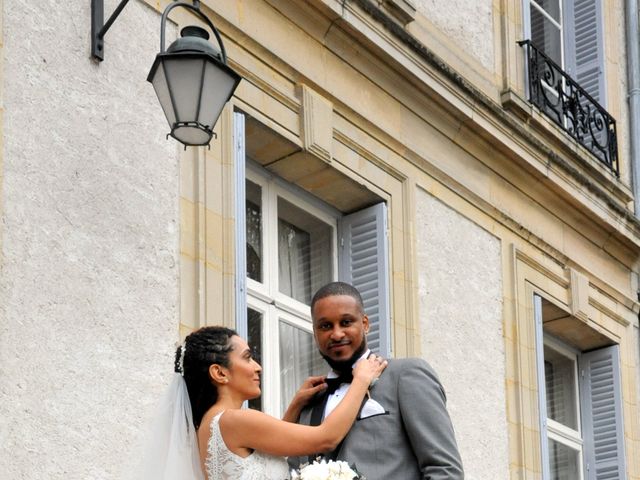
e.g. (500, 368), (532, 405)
(230, 104), (396, 415)
(509, 246), (633, 479)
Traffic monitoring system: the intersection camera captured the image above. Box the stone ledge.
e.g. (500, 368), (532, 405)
(382, 0), (416, 25)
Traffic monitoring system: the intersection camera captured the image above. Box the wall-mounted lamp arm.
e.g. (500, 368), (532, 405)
(91, 0), (132, 61)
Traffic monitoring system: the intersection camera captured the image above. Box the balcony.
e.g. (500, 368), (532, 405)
(518, 40), (618, 176)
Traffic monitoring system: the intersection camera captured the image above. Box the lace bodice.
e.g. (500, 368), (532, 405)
(205, 412), (290, 480)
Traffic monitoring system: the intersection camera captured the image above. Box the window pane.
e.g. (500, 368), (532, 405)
(247, 308), (263, 411)
(532, 0), (560, 23)
(246, 180), (262, 282)
(548, 438), (581, 480)
(279, 321), (325, 415)
(277, 197), (332, 305)
(530, 4), (562, 65)
(544, 345), (578, 430)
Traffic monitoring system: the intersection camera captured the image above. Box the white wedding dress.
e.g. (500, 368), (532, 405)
(205, 412), (291, 480)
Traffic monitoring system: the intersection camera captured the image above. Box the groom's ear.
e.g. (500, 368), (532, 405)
(209, 364), (229, 385)
(363, 314), (370, 334)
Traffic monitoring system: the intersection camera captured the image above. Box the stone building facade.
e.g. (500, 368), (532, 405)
(1, 0), (638, 479)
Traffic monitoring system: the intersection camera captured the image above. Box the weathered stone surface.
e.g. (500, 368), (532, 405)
(416, 188), (507, 480)
(0, 1), (179, 478)
(415, 0), (495, 71)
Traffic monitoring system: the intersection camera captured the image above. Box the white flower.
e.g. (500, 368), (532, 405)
(327, 460), (358, 479)
(291, 459), (360, 480)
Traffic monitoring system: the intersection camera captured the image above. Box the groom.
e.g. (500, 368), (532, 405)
(289, 282), (464, 480)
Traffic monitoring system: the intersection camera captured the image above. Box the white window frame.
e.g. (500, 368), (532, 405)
(522, 0), (569, 128)
(533, 294), (626, 480)
(244, 162), (339, 416)
(235, 112), (391, 416)
(535, 295), (585, 480)
(542, 334), (585, 480)
(523, 0), (566, 68)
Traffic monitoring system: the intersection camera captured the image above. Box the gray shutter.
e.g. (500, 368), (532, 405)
(234, 111), (248, 337)
(567, 0), (605, 104)
(338, 202), (390, 356)
(533, 294), (551, 480)
(579, 345), (627, 480)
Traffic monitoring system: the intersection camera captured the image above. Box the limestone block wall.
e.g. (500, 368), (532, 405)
(0, 1), (179, 478)
(415, 188), (507, 480)
(414, 0), (495, 71)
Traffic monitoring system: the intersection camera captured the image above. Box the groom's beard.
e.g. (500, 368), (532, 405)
(320, 334), (368, 374)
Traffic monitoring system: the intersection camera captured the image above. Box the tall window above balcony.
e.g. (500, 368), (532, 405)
(520, 0), (618, 175)
(524, 0), (605, 104)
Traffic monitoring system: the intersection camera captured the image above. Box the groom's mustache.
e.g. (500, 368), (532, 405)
(328, 340), (351, 347)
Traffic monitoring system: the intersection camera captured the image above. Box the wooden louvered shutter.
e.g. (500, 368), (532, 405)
(234, 111), (248, 337)
(564, 0), (607, 161)
(533, 295), (552, 479)
(566, 0), (605, 105)
(579, 345), (627, 480)
(338, 203), (391, 356)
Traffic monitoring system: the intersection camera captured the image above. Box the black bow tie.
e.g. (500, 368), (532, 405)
(325, 371), (353, 395)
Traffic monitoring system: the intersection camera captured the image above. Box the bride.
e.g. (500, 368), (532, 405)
(142, 325), (386, 480)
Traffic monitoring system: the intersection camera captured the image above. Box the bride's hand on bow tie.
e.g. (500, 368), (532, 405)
(282, 375), (328, 422)
(353, 354), (387, 388)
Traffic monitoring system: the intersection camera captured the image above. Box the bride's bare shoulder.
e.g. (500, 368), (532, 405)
(219, 408), (268, 425)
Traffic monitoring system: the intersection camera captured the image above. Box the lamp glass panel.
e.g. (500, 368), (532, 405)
(171, 125), (212, 146)
(199, 60), (239, 130)
(150, 61), (176, 126)
(162, 57), (205, 122)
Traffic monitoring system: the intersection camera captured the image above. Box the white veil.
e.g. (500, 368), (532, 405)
(140, 373), (205, 480)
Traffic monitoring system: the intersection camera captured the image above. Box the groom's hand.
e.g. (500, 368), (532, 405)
(282, 376), (328, 423)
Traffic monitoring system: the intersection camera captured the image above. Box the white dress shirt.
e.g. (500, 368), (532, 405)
(322, 349), (371, 419)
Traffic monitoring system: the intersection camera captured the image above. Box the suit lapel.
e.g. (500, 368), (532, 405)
(307, 392), (329, 463)
(307, 387), (370, 461)
(310, 391), (329, 427)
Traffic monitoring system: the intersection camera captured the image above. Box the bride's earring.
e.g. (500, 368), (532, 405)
(209, 364), (230, 385)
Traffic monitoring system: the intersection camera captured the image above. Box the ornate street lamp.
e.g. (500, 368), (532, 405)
(92, 0), (241, 147)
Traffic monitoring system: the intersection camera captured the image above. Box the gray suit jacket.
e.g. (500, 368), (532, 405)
(289, 358), (464, 480)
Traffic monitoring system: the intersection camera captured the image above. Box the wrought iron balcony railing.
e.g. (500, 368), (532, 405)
(518, 40), (618, 176)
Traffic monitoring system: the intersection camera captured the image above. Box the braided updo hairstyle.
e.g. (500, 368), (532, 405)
(174, 326), (238, 429)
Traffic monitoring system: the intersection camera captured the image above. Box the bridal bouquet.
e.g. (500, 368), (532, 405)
(290, 459), (364, 480)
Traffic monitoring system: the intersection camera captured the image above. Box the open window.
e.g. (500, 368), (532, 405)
(533, 295), (627, 480)
(523, 0), (605, 104)
(520, 0), (617, 173)
(234, 112), (391, 415)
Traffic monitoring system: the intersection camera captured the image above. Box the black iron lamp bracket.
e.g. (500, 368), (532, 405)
(91, 0), (132, 61)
